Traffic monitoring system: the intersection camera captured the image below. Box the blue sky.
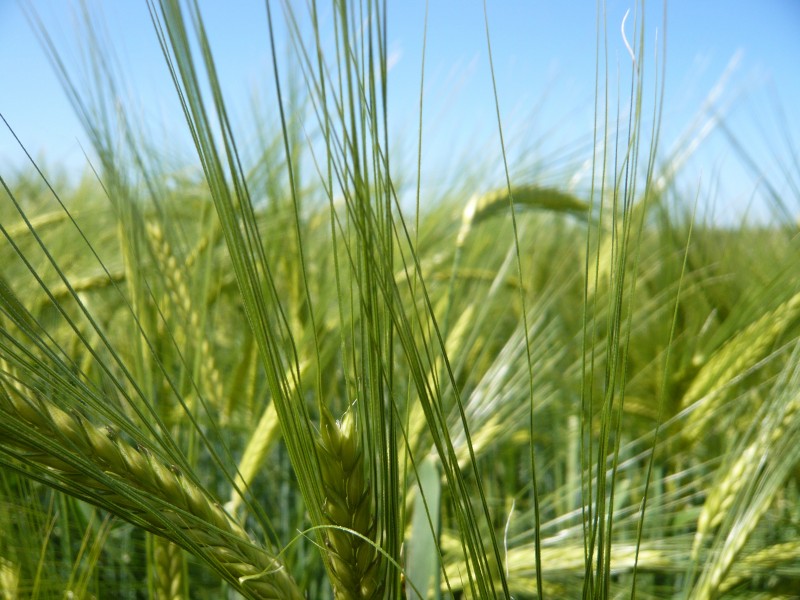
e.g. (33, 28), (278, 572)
(1, 1), (798, 223)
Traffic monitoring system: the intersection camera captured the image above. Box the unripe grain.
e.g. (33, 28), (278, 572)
(317, 407), (383, 600)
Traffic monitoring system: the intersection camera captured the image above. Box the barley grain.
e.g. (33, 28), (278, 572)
(0, 385), (302, 600)
(317, 407), (382, 599)
(0, 557), (19, 600)
(689, 356), (800, 599)
(153, 536), (186, 600)
(681, 291), (800, 444)
(146, 220), (224, 410)
(457, 185), (588, 247)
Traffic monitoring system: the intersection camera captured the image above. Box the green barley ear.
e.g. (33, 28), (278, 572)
(316, 406), (382, 600)
(0, 557), (19, 599)
(0, 384), (302, 600)
(457, 184), (589, 246)
(150, 535), (186, 600)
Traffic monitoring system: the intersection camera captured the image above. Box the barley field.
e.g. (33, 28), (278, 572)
(1, 1), (799, 599)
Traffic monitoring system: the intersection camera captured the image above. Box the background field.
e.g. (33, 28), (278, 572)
(1, 1), (799, 598)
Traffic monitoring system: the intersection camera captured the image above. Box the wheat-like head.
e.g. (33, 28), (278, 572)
(0, 384), (302, 600)
(317, 407), (383, 599)
(145, 220), (224, 411)
(151, 536), (186, 600)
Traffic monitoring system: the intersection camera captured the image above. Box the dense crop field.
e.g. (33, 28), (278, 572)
(1, 1), (799, 598)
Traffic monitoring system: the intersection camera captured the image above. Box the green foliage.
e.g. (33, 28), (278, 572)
(1, 1), (799, 598)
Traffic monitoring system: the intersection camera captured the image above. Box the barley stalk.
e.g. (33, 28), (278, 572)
(226, 361), (308, 516)
(226, 401), (280, 516)
(0, 384), (302, 600)
(317, 407), (382, 599)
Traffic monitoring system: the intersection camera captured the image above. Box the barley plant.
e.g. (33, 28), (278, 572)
(1, 0), (799, 598)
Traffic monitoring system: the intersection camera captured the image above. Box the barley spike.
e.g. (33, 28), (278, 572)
(317, 406), (383, 600)
(0, 384), (303, 600)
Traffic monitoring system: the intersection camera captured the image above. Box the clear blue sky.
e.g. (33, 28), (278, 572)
(1, 1), (799, 223)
